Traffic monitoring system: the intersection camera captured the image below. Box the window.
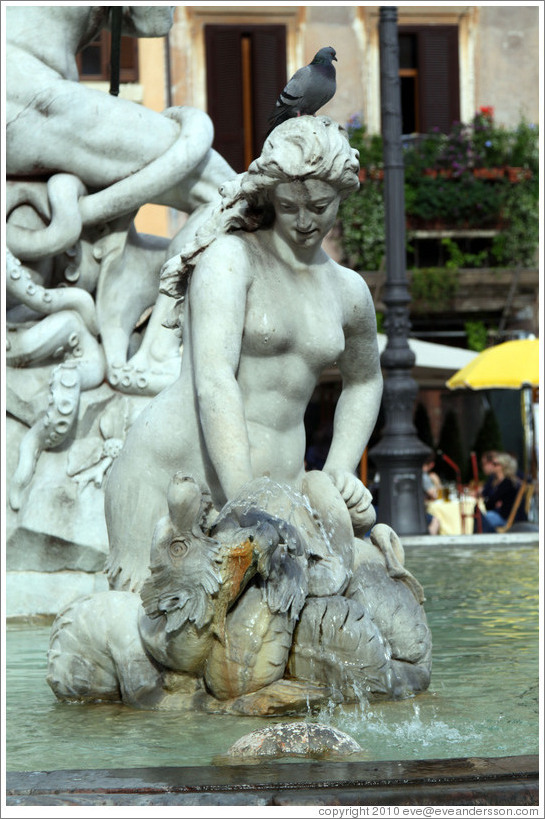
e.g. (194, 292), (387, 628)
(76, 32), (139, 83)
(205, 25), (286, 172)
(399, 26), (460, 134)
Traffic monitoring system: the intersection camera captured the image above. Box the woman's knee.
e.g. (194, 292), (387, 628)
(481, 510), (506, 532)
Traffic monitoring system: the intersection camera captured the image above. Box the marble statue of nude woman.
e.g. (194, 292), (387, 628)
(105, 116), (383, 592)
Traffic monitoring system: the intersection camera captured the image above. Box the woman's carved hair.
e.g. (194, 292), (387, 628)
(243, 115), (360, 206)
(161, 116), (360, 306)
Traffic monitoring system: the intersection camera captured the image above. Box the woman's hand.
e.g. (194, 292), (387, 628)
(324, 468), (376, 531)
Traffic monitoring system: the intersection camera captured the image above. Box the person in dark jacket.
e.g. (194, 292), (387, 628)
(479, 450), (499, 502)
(480, 452), (527, 532)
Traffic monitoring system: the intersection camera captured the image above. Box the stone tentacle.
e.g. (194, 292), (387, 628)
(6, 174), (87, 261)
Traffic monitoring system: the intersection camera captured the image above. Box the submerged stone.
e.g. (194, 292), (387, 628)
(227, 721), (362, 759)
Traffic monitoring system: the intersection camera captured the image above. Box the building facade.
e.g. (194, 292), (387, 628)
(78, 4), (540, 471)
(81, 4), (540, 236)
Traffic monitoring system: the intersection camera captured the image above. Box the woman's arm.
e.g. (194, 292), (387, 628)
(488, 479), (518, 517)
(323, 272), (382, 517)
(188, 237), (254, 501)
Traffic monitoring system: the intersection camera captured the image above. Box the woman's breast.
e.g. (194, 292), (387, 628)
(243, 294), (345, 370)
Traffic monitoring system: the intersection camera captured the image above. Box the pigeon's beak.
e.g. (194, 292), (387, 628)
(333, 55), (338, 61)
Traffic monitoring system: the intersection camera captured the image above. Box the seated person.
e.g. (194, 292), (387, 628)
(479, 452), (527, 533)
(477, 450), (499, 501)
(422, 455), (441, 535)
(422, 455), (442, 501)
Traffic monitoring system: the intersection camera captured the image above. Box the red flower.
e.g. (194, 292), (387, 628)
(479, 106), (494, 120)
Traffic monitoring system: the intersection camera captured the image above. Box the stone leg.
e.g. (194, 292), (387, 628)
(104, 453), (171, 592)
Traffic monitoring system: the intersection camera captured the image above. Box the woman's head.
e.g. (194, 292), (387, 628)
(215, 116), (360, 238)
(242, 115), (360, 207)
(492, 452), (518, 481)
(270, 177), (343, 250)
(481, 450), (498, 474)
(422, 455), (436, 471)
(161, 116), (360, 302)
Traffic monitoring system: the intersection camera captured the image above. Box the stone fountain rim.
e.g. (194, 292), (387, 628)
(5, 754), (539, 807)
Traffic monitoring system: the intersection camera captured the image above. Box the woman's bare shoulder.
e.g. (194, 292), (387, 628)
(189, 234), (261, 303)
(197, 233), (253, 275)
(201, 232), (248, 255)
(330, 259), (373, 301)
(325, 259), (376, 335)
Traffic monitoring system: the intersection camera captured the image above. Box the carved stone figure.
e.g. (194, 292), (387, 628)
(47, 474), (431, 712)
(6, 6), (233, 218)
(105, 115), (384, 592)
(6, 250), (105, 509)
(5, 5), (235, 387)
(5, 6), (236, 528)
(5, 13), (432, 711)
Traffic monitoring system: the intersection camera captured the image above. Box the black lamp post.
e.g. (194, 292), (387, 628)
(369, 6), (430, 535)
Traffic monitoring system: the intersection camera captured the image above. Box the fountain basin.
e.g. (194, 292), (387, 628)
(5, 538), (540, 806)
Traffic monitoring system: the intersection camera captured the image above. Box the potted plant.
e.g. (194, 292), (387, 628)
(338, 110), (538, 272)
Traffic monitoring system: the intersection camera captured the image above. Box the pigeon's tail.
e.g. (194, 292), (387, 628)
(267, 84), (303, 136)
(266, 107), (297, 138)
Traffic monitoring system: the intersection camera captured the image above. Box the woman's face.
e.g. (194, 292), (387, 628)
(482, 458), (495, 475)
(271, 179), (340, 250)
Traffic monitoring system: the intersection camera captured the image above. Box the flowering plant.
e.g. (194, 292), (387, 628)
(344, 114), (383, 169)
(403, 108), (537, 175)
(339, 111), (538, 270)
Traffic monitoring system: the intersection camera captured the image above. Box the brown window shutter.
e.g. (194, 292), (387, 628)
(77, 32), (138, 82)
(250, 28), (287, 155)
(205, 25), (286, 172)
(205, 26), (245, 172)
(119, 36), (139, 83)
(417, 26), (460, 133)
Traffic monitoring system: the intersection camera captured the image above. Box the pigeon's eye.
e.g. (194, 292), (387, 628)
(169, 539), (188, 557)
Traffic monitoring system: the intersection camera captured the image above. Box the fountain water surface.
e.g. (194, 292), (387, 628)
(6, 543), (538, 771)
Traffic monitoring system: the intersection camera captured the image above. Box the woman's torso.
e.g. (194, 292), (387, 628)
(485, 477), (520, 519)
(137, 231), (358, 500)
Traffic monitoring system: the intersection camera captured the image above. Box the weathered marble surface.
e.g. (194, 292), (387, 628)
(47, 475), (431, 713)
(6, 382), (149, 573)
(5, 5), (235, 568)
(5, 7), (431, 714)
(226, 722), (363, 759)
(105, 116), (383, 593)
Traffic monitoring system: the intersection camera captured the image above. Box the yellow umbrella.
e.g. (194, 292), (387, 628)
(446, 338), (539, 488)
(446, 338), (539, 390)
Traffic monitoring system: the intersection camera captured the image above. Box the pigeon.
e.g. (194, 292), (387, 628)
(267, 46), (337, 134)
